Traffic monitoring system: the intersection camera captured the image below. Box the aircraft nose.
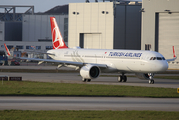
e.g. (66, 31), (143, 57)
(158, 61), (168, 72)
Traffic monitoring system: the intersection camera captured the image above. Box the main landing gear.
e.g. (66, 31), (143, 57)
(148, 73), (154, 84)
(82, 78), (91, 82)
(118, 73), (127, 82)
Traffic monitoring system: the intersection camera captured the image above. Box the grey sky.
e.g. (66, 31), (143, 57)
(1, 0), (87, 13)
(1, 0), (141, 13)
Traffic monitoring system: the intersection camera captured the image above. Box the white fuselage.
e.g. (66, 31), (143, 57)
(47, 48), (168, 73)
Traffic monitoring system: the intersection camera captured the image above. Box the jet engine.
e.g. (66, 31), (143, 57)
(80, 64), (100, 79)
(135, 73), (150, 80)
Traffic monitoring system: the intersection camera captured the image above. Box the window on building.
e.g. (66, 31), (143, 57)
(7, 45), (14, 50)
(26, 46), (35, 49)
(145, 44), (151, 50)
(46, 46), (53, 50)
(36, 46), (41, 50)
(16, 46), (23, 49)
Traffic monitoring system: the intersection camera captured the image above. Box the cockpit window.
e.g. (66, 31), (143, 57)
(157, 57), (162, 60)
(150, 57), (153, 60)
(150, 57), (165, 60)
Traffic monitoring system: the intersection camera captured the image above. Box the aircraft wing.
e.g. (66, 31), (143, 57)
(22, 51), (55, 57)
(166, 57), (177, 62)
(4, 43), (107, 69)
(19, 57), (107, 68)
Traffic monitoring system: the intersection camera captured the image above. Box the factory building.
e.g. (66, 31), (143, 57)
(68, 1), (142, 50)
(0, 5), (68, 59)
(141, 0), (179, 69)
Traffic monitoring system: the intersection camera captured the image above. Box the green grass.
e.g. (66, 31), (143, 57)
(0, 81), (179, 97)
(0, 110), (179, 120)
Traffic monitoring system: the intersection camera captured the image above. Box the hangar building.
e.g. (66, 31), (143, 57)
(68, 1), (142, 50)
(141, 0), (179, 69)
(0, 5), (68, 58)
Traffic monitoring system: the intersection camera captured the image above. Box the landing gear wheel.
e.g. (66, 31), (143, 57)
(117, 76), (123, 82)
(122, 76), (127, 82)
(87, 79), (91, 82)
(118, 75), (127, 82)
(82, 78), (91, 82)
(149, 79), (154, 84)
(82, 78), (87, 82)
(148, 73), (155, 84)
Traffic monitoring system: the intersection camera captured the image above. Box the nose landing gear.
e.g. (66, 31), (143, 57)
(148, 73), (154, 84)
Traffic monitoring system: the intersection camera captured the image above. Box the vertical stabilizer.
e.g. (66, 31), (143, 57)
(173, 46), (176, 58)
(4, 43), (11, 56)
(50, 17), (68, 49)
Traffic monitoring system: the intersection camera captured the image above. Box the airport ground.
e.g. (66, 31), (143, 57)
(0, 65), (179, 112)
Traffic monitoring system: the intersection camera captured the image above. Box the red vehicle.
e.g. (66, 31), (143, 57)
(11, 60), (20, 66)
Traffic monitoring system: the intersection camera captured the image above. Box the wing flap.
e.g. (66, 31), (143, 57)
(20, 57), (107, 69)
(23, 51), (55, 56)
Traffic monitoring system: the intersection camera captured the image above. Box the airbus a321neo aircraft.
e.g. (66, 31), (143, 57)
(4, 17), (177, 84)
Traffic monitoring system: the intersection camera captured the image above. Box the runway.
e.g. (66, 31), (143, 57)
(0, 72), (179, 88)
(0, 97), (179, 111)
(0, 66), (179, 111)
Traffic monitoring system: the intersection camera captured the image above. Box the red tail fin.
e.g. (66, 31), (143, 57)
(4, 43), (11, 56)
(173, 46), (176, 58)
(50, 17), (68, 49)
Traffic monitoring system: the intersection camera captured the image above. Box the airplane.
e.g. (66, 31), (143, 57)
(4, 17), (177, 84)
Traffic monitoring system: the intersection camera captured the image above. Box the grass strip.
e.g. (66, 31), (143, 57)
(0, 81), (179, 98)
(0, 110), (179, 120)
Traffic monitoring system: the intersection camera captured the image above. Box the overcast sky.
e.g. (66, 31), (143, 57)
(1, 0), (141, 13)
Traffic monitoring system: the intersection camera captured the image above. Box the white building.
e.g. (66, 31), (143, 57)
(68, 2), (142, 50)
(141, 0), (179, 69)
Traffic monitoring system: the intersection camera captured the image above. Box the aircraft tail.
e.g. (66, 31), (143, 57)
(4, 43), (11, 56)
(50, 17), (68, 49)
(173, 46), (176, 58)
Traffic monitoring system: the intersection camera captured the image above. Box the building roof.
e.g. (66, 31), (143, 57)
(44, 5), (68, 14)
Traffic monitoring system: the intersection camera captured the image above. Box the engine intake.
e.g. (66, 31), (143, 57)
(80, 64), (100, 79)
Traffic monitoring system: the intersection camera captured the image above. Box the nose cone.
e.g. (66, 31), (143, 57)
(157, 61), (168, 72)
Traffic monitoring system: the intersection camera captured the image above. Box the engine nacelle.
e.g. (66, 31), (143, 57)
(80, 64), (100, 79)
(135, 73), (150, 80)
